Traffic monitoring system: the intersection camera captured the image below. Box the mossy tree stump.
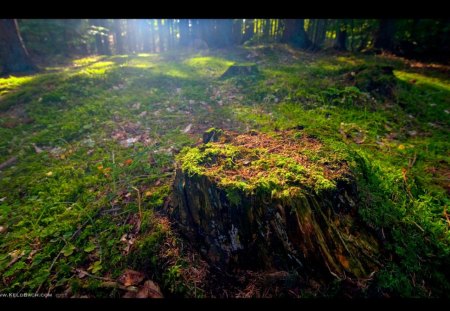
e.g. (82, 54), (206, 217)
(348, 65), (397, 98)
(171, 130), (380, 280)
(220, 63), (259, 79)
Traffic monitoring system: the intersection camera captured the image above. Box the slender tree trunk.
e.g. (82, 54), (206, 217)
(179, 19), (190, 47)
(374, 19), (396, 51)
(317, 19), (328, 48)
(281, 19), (312, 49)
(126, 19), (137, 53)
(0, 19), (38, 75)
(168, 19), (174, 50)
(263, 19), (271, 40)
(241, 19), (254, 43)
(99, 19), (111, 55)
(214, 19), (233, 48)
(142, 20), (152, 52)
(114, 19), (124, 54)
(232, 19), (243, 45)
(157, 19), (164, 52)
(150, 20), (156, 52)
(90, 19), (104, 54)
(334, 20), (347, 50)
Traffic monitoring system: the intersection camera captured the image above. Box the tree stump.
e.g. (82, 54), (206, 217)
(170, 130), (380, 280)
(349, 65), (396, 98)
(220, 63), (259, 79)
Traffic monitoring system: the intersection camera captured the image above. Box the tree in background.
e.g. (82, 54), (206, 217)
(241, 19), (254, 44)
(281, 19), (312, 49)
(179, 19), (191, 47)
(374, 19), (396, 51)
(0, 19), (38, 75)
(113, 19), (124, 54)
(334, 20), (348, 51)
(1, 19), (448, 68)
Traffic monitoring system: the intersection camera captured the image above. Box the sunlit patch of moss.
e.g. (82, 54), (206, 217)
(72, 56), (105, 67)
(88, 61), (115, 69)
(0, 75), (36, 96)
(183, 56), (234, 77)
(336, 56), (364, 66)
(394, 70), (450, 92)
(136, 53), (154, 57)
(124, 57), (155, 69)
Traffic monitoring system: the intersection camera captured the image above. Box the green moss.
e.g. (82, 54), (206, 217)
(177, 131), (347, 198)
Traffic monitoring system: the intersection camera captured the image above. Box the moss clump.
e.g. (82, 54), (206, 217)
(353, 65), (397, 98)
(177, 130), (350, 196)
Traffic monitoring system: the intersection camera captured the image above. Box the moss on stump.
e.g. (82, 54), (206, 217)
(171, 130), (380, 280)
(220, 63), (259, 79)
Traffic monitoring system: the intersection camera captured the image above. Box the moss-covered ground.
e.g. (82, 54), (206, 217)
(0, 45), (448, 297)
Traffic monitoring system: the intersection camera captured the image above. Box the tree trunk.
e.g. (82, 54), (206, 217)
(232, 19), (243, 45)
(142, 20), (152, 52)
(90, 19), (104, 54)
(114, 19), (124, 54)
(214, 19), (233, 48)
(241, 19), (254, 44)
(374, 19), (395, 51)
(179, 19), (190, 47)
(0, 19), (38, 75)
(171, 130), (381, 279)
(281, 19), (312, 49)
(167, 19), (175, 50)
(99, 19), (111, 55)
(263, 19), (271, 40)
(334, 20), (347, 51)
(157, 19), (164, 52)
(126, 19), (137, 53)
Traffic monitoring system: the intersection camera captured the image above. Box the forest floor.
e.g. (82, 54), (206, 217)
(0, 45), (449, 298)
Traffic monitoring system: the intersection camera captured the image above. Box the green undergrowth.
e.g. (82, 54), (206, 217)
(0, 45), (449, 297)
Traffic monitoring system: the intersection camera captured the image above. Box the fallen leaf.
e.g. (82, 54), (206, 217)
(118, 269), (145, 287)
(0, 197), (6, 202)
(32, 143), (43, 154)
(136, 280), (164, 298)
(182, 123), (192, 133)
(139, 111), (147, 117)
(77, 269), (88, 279)
(123, 159), (133, 166)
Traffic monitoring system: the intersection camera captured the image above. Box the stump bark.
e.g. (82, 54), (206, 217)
(220, 64), (259, 79)
(171, 130), (380, 280)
